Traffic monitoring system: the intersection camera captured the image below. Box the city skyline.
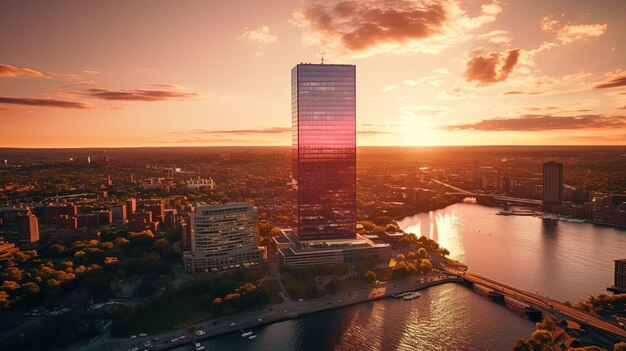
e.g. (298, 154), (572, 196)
(1, 0), (625, 148)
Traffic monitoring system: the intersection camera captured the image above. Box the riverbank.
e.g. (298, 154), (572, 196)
(75, 275), (462, 351)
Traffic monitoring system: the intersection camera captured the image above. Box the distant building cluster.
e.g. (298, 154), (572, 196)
(0, 197), (179, 247)
(540, 161), (626, 227)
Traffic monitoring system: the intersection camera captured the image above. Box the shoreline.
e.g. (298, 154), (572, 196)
(76, 276), (463, 351)
(158, 276), (464, 350)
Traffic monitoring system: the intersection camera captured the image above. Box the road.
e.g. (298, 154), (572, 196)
(74, 275), (460, 351)
(451, 270), (626, 340)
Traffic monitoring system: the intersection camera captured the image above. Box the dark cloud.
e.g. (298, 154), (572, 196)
(593, 75), (626, 89)
(465, 49), (520, 85)
(503, 90), (542, 95)
(0, 97), (90, 109)
(443, 114), (626, 131)
(83, 88), (199, 101)
(357, 130), (395, 135)
(298, 0), (447, 52)
(524, 106), (558, 111)
(192, 127), (291, 135)
(0, 64), (47, 78)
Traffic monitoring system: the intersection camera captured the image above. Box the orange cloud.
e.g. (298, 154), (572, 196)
(297, 0), (446, 51)
(444, 114), (626, 131)
(82, 88), (199, 101)
(465, 49), (520, 85)
(0, 97), (90, 109)
(238, 25), (277, 43)
(0, 64), (48, 78)
(594, 75), (626, 89)
(540, 15), (607, 44)
(292, 0), (501, 57)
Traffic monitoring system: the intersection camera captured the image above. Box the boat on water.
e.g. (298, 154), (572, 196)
(241, 331), (253, 338)
(402, 292), (421, 300)
(248, 335), (257, 340)
(498, 210), (538, 216)
(541, 214), (559, 220)
(195, 342), (205, 351)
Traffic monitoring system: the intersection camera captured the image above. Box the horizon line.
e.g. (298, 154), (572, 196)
(1, 144), (626, 150)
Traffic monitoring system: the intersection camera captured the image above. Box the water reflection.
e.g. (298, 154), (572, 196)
(397, 203), (626, 301)
(197, 284), (536, 351)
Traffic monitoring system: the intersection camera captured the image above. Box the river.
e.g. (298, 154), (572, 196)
(190, 203), (626, 350)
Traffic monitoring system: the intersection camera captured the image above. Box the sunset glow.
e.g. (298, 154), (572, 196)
(1, 0), (624, 147)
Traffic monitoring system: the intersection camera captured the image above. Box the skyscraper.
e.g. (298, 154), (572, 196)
(542, 161), (563, 210)
(291, 63), (356, 241)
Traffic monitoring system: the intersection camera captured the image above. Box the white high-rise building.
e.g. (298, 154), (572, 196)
(183, 203), (261, 273)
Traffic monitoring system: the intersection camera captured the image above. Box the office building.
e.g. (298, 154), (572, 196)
(543, 161), (563, 211)
(610, 259), (626, 293)
(125, 198), (137, 218)
(291, 63), (356, 241)
(182, 203), (262, 273)
(275, 62), (390, 267)
(17, 214), (39, 247)
(142, 199), (165, 223)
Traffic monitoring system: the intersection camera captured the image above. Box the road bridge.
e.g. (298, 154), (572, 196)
(447, 269), (626, 340)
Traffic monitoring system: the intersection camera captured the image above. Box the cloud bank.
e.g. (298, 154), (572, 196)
(0, 97), (90, 109)
(443, 114), (626, 131)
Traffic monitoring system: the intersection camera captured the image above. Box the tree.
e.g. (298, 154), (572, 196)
(511, 338), (533, 351)
(269, 227), (283, 237)
(396, 254), (405, 262)
(128, 230), (155, 247)
(325, 278), (340, 294)
(407, 252), (416, 260)
(364, 270), (377, 284)
(417, 248), (427, 259)
(530, 329), (553, 350)
(615, 342), (626, 351)
(374, 216), (393, 226)
(420, 259), (433, 275)
(46, 244), (69, 258)
(385, 224), (397, 233)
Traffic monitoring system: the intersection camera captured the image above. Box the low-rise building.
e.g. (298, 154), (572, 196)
(274, 229), (391, 268)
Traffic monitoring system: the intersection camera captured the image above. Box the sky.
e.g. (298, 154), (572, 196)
(0, 0), (625, 147)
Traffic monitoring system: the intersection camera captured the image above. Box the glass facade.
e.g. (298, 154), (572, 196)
(291, 64), (356, 241)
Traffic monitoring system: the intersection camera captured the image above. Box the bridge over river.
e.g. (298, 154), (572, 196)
(446, 268), (626, 340)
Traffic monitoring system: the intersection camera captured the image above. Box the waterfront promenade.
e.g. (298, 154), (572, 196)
(76, 275), (462, 351)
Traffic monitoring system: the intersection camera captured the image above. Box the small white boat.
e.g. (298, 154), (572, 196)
(402, 292), (421, 300)
(195, 342), (205, 351)
(241, 331), (253, 338)
(248, 335), (257, 340)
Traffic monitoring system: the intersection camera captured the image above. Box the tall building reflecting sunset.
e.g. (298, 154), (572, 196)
(291, 63), (356, 241)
